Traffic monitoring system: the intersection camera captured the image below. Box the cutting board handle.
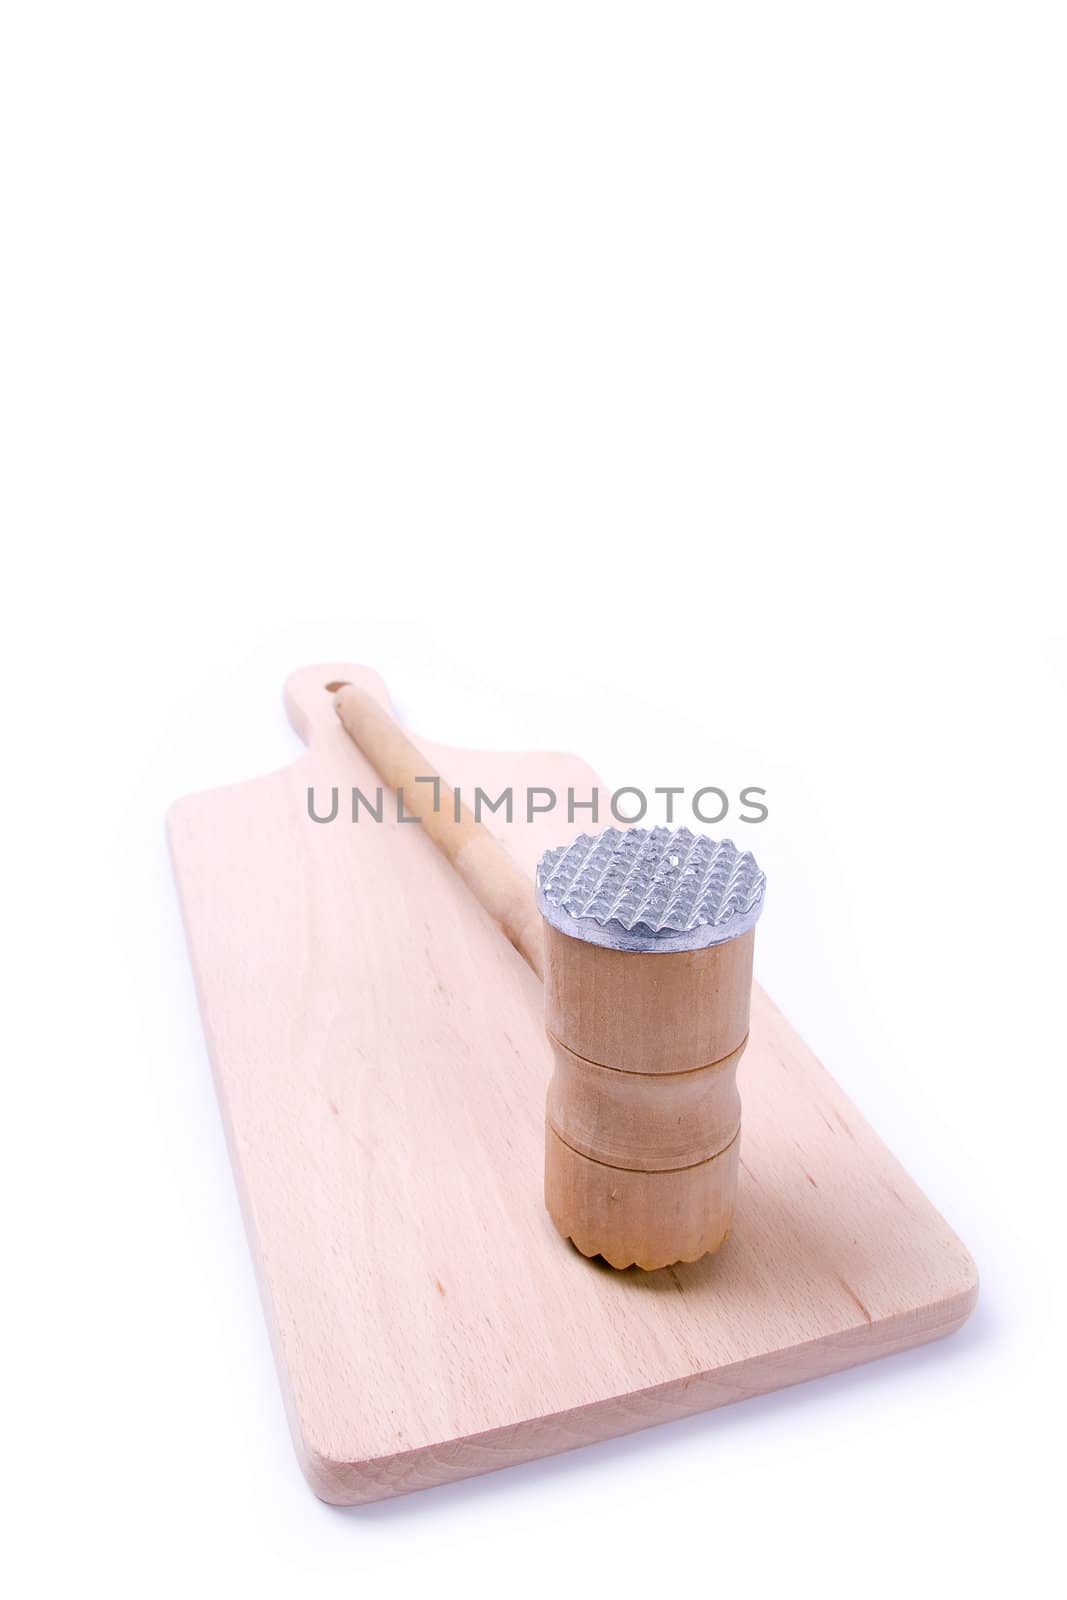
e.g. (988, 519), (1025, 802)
(283, 662), (392, 748)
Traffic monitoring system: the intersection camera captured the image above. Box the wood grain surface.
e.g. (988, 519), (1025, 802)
(168, 662), (978, 1504)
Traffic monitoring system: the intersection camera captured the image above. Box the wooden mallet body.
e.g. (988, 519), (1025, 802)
(537, 826), (764, 1269)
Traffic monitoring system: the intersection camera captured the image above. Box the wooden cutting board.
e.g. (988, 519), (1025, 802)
(168, 662), (977, 1504)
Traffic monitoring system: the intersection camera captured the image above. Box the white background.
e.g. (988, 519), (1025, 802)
(2, 4), (1064, 1597)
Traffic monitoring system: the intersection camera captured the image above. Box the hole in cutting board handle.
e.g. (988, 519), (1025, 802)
(325, 680), (351, 692)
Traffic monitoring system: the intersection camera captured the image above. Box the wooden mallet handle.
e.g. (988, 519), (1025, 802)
(333, 684), (544, 978)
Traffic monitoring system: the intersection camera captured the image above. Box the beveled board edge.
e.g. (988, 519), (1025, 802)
(302, 1280), (977, 1504)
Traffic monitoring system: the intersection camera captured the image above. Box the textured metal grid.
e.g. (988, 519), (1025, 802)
(535, 826), (766, 952)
